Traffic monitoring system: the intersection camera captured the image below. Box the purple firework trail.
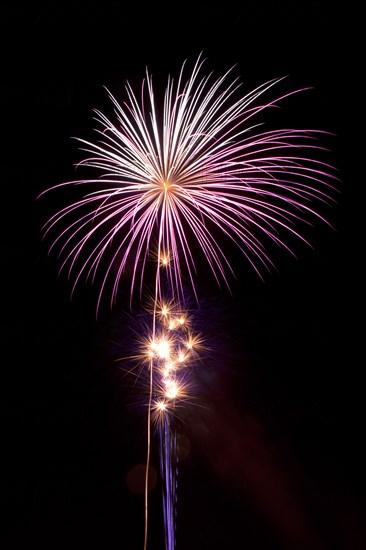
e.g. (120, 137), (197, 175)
(39, 54), (338, 550)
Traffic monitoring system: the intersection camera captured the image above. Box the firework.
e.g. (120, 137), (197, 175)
(39, 54), (337, 314)
(39, 53), (338, 550)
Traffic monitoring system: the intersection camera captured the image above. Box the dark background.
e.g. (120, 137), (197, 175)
(2, 2), (363, 549)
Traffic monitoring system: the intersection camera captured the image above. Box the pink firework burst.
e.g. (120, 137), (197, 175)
(39, 54), (338, 314)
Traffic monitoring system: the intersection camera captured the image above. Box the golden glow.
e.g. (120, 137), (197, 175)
(160, 252), (170, 267)
(157, 338), (171, 359)
(164, 379), (179, 399)
(177, 351), (186, 363)
(151, 400), (169, 428)
(148, 337), (171, 359)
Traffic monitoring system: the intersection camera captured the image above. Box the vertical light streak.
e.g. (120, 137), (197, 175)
(159, 417), (177, 550)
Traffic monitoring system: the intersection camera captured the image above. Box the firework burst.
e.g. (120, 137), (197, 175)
(39, 53), (338, 550)
(39, 53), (337, 314)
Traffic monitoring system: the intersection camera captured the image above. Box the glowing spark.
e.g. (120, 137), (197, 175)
(164, 379), (179, 399)
(157, 339), (171, 359)
(160, 252), (170, 268)
(168, 320), (176, 330)
(177, 351), (186, 363)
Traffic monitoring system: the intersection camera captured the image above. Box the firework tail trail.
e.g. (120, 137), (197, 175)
(38, 53), (338, 550)
(159, 416), (177, 550)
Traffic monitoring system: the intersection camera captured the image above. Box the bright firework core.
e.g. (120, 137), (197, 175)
(39, 53), (338, 550)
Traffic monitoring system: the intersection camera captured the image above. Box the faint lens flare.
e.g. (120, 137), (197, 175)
(38, 53), (338, 550)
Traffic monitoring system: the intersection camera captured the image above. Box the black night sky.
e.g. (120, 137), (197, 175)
(2, 2), (364, 549)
